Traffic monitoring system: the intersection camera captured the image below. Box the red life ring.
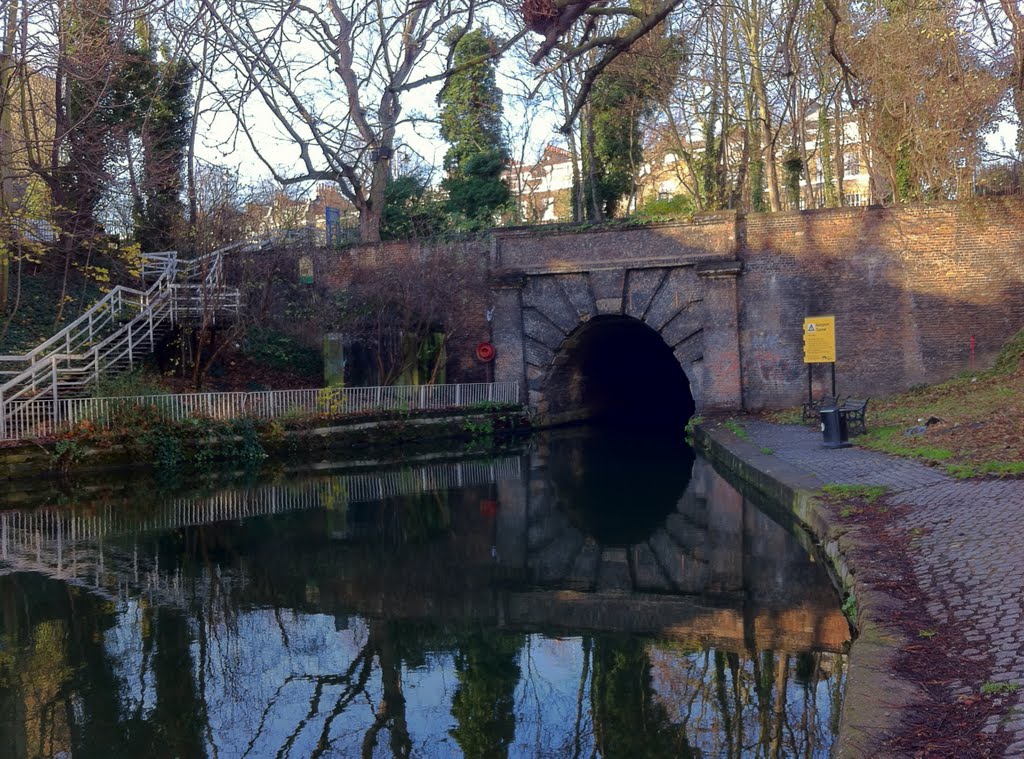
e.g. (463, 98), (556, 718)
(476, 342), (496, 362)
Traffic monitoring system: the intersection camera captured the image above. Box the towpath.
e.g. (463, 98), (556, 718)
(701, 419), (1024, 758)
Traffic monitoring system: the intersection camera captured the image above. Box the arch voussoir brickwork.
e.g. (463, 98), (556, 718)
(515, 263), (722, 424)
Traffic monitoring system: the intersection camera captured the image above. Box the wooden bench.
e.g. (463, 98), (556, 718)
(802, 395), (842, 421)
(839, 398), (869, 435)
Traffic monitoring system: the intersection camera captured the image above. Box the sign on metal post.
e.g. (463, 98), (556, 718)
(298, 255), (314, 285)
(803, 316), (836, 363)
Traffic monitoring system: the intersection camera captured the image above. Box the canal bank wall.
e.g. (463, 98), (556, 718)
(694, 421), (919, 759)
(0, 407), (530, 484)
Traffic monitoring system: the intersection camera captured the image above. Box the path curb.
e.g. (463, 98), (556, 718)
(695, 421), (923, 759)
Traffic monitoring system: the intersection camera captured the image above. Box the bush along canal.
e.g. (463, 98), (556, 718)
(0, 403), (531, 483)
(0, 425), (850, 757)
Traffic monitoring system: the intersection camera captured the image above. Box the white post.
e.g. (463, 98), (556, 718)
(51, 356), (60, 427)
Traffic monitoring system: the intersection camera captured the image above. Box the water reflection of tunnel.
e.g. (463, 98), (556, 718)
(546, 316), (696, 429)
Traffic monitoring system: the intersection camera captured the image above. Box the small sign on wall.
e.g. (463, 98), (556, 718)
(299, 255), (314, 285)
(803, 315), (836, 363)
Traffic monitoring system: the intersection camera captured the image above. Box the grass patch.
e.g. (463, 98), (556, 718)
(759, 446), (774, 455)
(992, 328), (1024, 374)
(820, 483), (889, 504)
(724, 419), (749, 440)
(767, 407), (803, 425)
(947, 461), (1024, 479)
(858, 427), (954, 462)
(918, 629), (937, 639)
(981, 681), (1021, 696)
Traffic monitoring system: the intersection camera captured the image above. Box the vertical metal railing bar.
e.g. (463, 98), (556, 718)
(0, 249), (248, 441)
(1, 382), (520, 441)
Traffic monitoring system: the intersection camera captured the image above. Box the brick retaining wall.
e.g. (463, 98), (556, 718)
(231, 199), (1024, 410)
(739, 200), (1024, 407)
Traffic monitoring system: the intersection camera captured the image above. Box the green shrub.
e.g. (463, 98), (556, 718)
(631, 194), (696, 222)
(241, 328), (322, 375)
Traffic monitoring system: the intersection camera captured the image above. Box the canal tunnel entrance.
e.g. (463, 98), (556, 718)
(544, 315), (696, 430)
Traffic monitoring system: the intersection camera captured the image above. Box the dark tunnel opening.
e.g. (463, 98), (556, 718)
(546, 316), (696, 431)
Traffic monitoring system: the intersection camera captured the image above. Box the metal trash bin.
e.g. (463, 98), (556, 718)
(820, 406), (851, 449)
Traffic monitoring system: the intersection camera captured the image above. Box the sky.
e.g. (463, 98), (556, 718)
(189, 10), (1020, 201)
(191, 14), (566, 197)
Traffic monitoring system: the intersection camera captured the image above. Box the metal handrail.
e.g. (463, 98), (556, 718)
(0, 248), (242, 438)
(0, 382), (522, 441)
(0, 381), (520, 440)
(0, 258), (176, 367)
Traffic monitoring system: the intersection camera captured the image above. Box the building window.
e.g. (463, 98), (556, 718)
(844, 152), (860, 175)
(658, 191), (672, 201)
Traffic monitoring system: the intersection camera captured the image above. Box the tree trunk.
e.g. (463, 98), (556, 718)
(743, 4), (782, 212)
(999, 0), (1024, 157)
(0, 0), (19, 312)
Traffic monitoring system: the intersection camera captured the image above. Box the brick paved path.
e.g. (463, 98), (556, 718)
(740, 421), (1024, 754)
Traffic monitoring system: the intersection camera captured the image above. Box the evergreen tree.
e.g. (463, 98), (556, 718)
(111, 25), (193, 251)
(581, 23), (684, 220)
(439, 29), (510, 227)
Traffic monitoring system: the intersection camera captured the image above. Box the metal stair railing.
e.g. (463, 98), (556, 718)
(0, 250), (179, 381)
(0, 245), (242, 440)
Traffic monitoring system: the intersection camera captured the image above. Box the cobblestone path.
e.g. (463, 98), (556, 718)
(740, 420), (1024, 755)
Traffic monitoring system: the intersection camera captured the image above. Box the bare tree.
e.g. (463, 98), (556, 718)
(194, 0), (525, 242)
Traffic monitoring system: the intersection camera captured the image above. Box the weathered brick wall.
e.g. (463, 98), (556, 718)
(230, 199), (1024, 407)
(229, 239), (494, 384)
(738, 200), (1024, 408)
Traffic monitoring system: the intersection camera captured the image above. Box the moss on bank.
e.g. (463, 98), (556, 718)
(0, 405), (530, 483)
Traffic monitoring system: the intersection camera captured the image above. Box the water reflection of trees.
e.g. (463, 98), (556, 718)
(0, 571), (846, 758)
(450, 631), (523, 758)
(0, 465), (846, 757)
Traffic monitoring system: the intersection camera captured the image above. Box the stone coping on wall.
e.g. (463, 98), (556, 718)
(0, 409), (529, 483)
(694, 421), (920, 759)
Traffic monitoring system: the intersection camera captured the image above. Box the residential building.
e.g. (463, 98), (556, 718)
(504, 145), (575, 223)
(244, 183), (360, 245)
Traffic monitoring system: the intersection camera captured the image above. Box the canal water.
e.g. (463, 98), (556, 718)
(0, 429), (849, 758)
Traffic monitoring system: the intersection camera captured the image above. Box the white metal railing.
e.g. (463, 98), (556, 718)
(0, 455), (523, 604)
(0, 246), (241, 436)
(0, 382), (521, 441)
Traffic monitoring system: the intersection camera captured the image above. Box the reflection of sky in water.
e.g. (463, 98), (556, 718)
(104, 600), (156, 720)
(512, 636), (592, 758)
(98, 602), (841, 758)
(0, 435), (848, 757)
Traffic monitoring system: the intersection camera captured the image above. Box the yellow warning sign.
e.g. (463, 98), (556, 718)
(803, 316), (836, 363)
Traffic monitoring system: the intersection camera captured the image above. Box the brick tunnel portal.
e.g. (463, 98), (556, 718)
(544, 316), (696, 430)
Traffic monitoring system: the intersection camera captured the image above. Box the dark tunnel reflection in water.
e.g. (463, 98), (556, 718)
(546, 426), (696, 545)
(547, 316), (696, 430)
(0, 434), (849, 758)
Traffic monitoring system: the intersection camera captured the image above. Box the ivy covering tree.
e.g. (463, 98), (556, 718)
(111, 26), (194, 251)
(439, 28), (510, 227)
(581, 22), (684, 220)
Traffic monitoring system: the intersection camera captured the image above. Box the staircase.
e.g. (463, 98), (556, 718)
(0, 244), (241, 440)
